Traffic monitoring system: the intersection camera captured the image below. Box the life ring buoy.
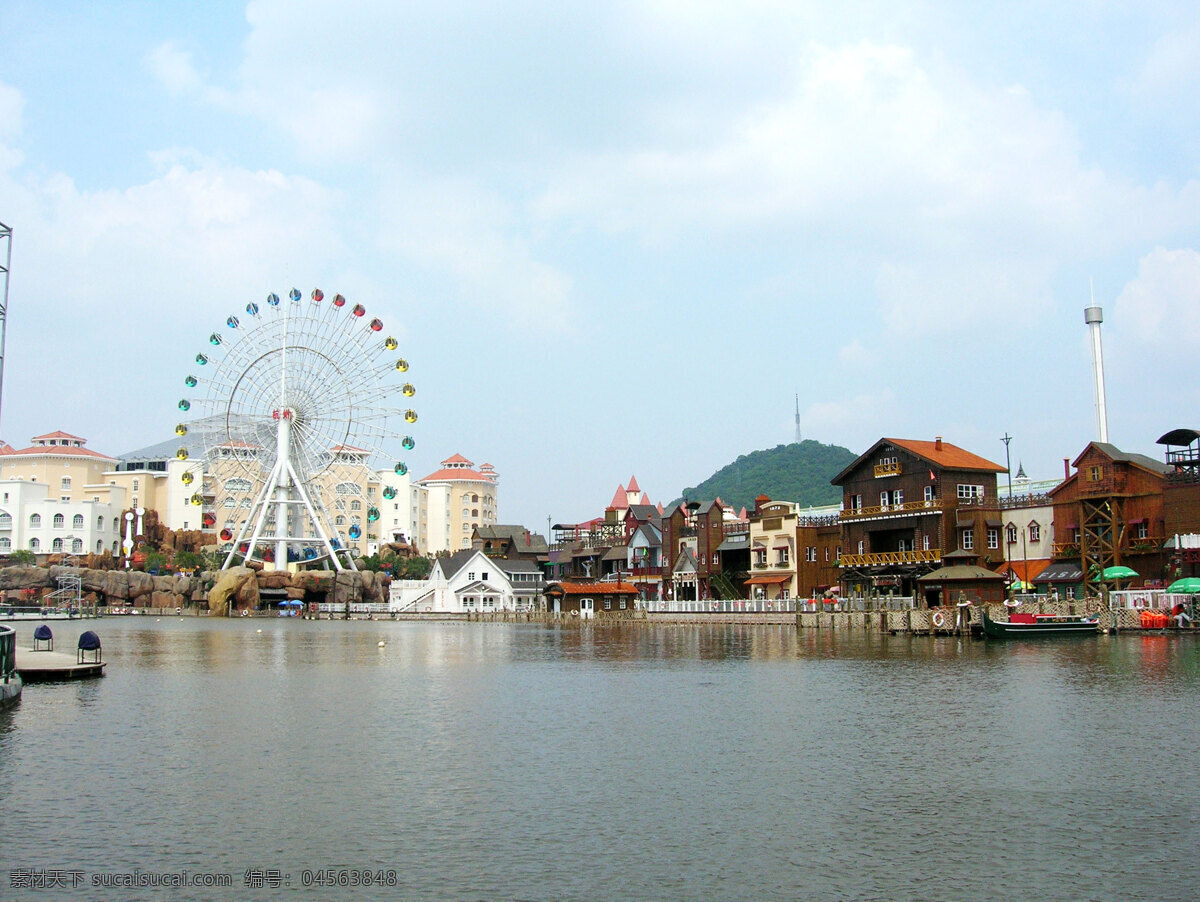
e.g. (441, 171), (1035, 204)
(931, 611), (946, 628)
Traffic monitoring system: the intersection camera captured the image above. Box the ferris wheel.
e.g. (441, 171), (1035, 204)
(175, 288), (417, 571)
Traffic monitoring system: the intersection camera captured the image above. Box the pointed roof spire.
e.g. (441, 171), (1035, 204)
(609, 484), (629, 510)
(627, 475), (640, 493)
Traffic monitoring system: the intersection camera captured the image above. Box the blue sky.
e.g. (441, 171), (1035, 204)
(1, 1), (1198, 531)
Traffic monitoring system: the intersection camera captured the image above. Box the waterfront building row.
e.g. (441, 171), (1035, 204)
(0, 428), (500, 560)
(533, 429), (1200, 608)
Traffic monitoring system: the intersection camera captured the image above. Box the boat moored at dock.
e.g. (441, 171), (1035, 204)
(981, 609), (1099, 639)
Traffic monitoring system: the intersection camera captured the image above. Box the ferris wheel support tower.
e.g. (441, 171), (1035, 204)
(0, 221), (12, 438)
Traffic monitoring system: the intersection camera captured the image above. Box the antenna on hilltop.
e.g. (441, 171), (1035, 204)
(794, 393), (801, 443)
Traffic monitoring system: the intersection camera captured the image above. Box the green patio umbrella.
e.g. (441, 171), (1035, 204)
(1101, 565), (1138, 580)
(1167, 577), (1200, 594)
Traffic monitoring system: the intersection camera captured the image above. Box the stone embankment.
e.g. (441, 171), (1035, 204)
(0, 565), (388, 614)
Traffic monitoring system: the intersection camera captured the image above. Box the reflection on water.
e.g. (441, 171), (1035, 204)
(2, 619), (1199, 901)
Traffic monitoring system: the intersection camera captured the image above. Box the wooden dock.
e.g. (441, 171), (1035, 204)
(15, 648), (105, 682)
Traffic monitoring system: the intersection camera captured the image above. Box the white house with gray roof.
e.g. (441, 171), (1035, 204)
(389, 549), (544, 613)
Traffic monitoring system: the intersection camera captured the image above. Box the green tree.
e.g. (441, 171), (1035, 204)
(8, 549), (36, 566)
(394, 556), (432, 579)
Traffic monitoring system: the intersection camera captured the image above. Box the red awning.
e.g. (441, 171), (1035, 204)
(745, 574), (792, 585)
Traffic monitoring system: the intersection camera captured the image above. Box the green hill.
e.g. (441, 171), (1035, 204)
(676, 441), (855, 512)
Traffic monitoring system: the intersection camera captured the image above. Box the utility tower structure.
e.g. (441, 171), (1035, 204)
(1081, 297), (1117, 600)
(794, 394), (801, 444)
(0, 221), (10, 439)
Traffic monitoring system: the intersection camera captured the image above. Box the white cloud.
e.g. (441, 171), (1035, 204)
(0, 81), (24, 171)
(1113, 246), (1200, 343)
(146, 42), (205, 96)
(376, 175), (573, 331)
(1128, 21), (1200, 100)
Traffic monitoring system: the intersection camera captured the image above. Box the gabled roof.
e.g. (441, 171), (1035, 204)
(672, 547), (698, 573)
(492, 559), (543, 575)
(437, 549), (486, 580)
(630, 522), (662, 545)
(1070, 442), (1171, 475)
(661, 501), (686, 518)
(475, 524), (549, 552)
(1049, 442), (1173, 497)
(625, 504), (659, 522)
(833, 437), (1004, 484)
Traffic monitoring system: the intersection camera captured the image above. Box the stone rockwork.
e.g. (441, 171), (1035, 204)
(0, 564), (388, 615)
(0, 566), (52, 592)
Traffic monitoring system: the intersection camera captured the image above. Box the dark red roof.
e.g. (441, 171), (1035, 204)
(548, 581), (639, 595)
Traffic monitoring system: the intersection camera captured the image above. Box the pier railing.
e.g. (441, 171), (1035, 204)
(641, 598), (798, 613)
(1, 624), (15, 683)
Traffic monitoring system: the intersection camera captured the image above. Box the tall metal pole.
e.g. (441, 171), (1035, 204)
(0, 221), (11, 440)
(1001, 433), (1013, 498)
(1085, 282), (1109, 443)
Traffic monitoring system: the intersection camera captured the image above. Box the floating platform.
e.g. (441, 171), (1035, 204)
(15, 648), (105, 682)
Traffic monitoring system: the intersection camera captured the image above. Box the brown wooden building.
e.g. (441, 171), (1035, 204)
(1048, 442), (1172, 595)
(832, 436), (1006, 605)
(661, 499), (728, 600)
(543, 580), (639, 615)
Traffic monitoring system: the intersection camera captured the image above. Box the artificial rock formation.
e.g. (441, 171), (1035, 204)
(0, 563), (388, 614)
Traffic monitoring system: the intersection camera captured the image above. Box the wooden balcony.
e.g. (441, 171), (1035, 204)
(873, 461), (902, 478)
(840, 499), (943, 520)
(840, 548), (941, 567)
(1052, 542), (1080, 558)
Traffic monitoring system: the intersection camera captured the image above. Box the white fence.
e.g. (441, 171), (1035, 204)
(1108, 589), (1192, 611)
(641, 598), (797, 614)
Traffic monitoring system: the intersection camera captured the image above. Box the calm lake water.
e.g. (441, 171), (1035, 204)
(2, 617), (1199, 901)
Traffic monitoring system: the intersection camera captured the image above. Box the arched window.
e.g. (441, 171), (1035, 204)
(71, 538), (82, 554)
(53, 513), (65, 528)
(223, 497), (236, 508)
(224, 478), (253, 493)
(97, 516), (104, 531)
(350, 500), (361, 511)
(0, 537), (10, 551)
(73, 514), (84, 529)
(112, 518), (119, 532)
(335, 500), (346, 510)
(30, 537), (40, 550)
(52, 538), (64, 552)
(95, 540), (103, 553)
(29, 514), (41, 528)
(336, 482), (361, 495)
(472, 494), (479, 503)
(335, 516), (346, 526)
(472, 509), (478, 518)
(0, 512), (11, 528)
(241, 499), (251, 509)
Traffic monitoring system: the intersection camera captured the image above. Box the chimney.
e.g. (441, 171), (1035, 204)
(1064, 458), (1070, 479)
(935, 436), (943, 451)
